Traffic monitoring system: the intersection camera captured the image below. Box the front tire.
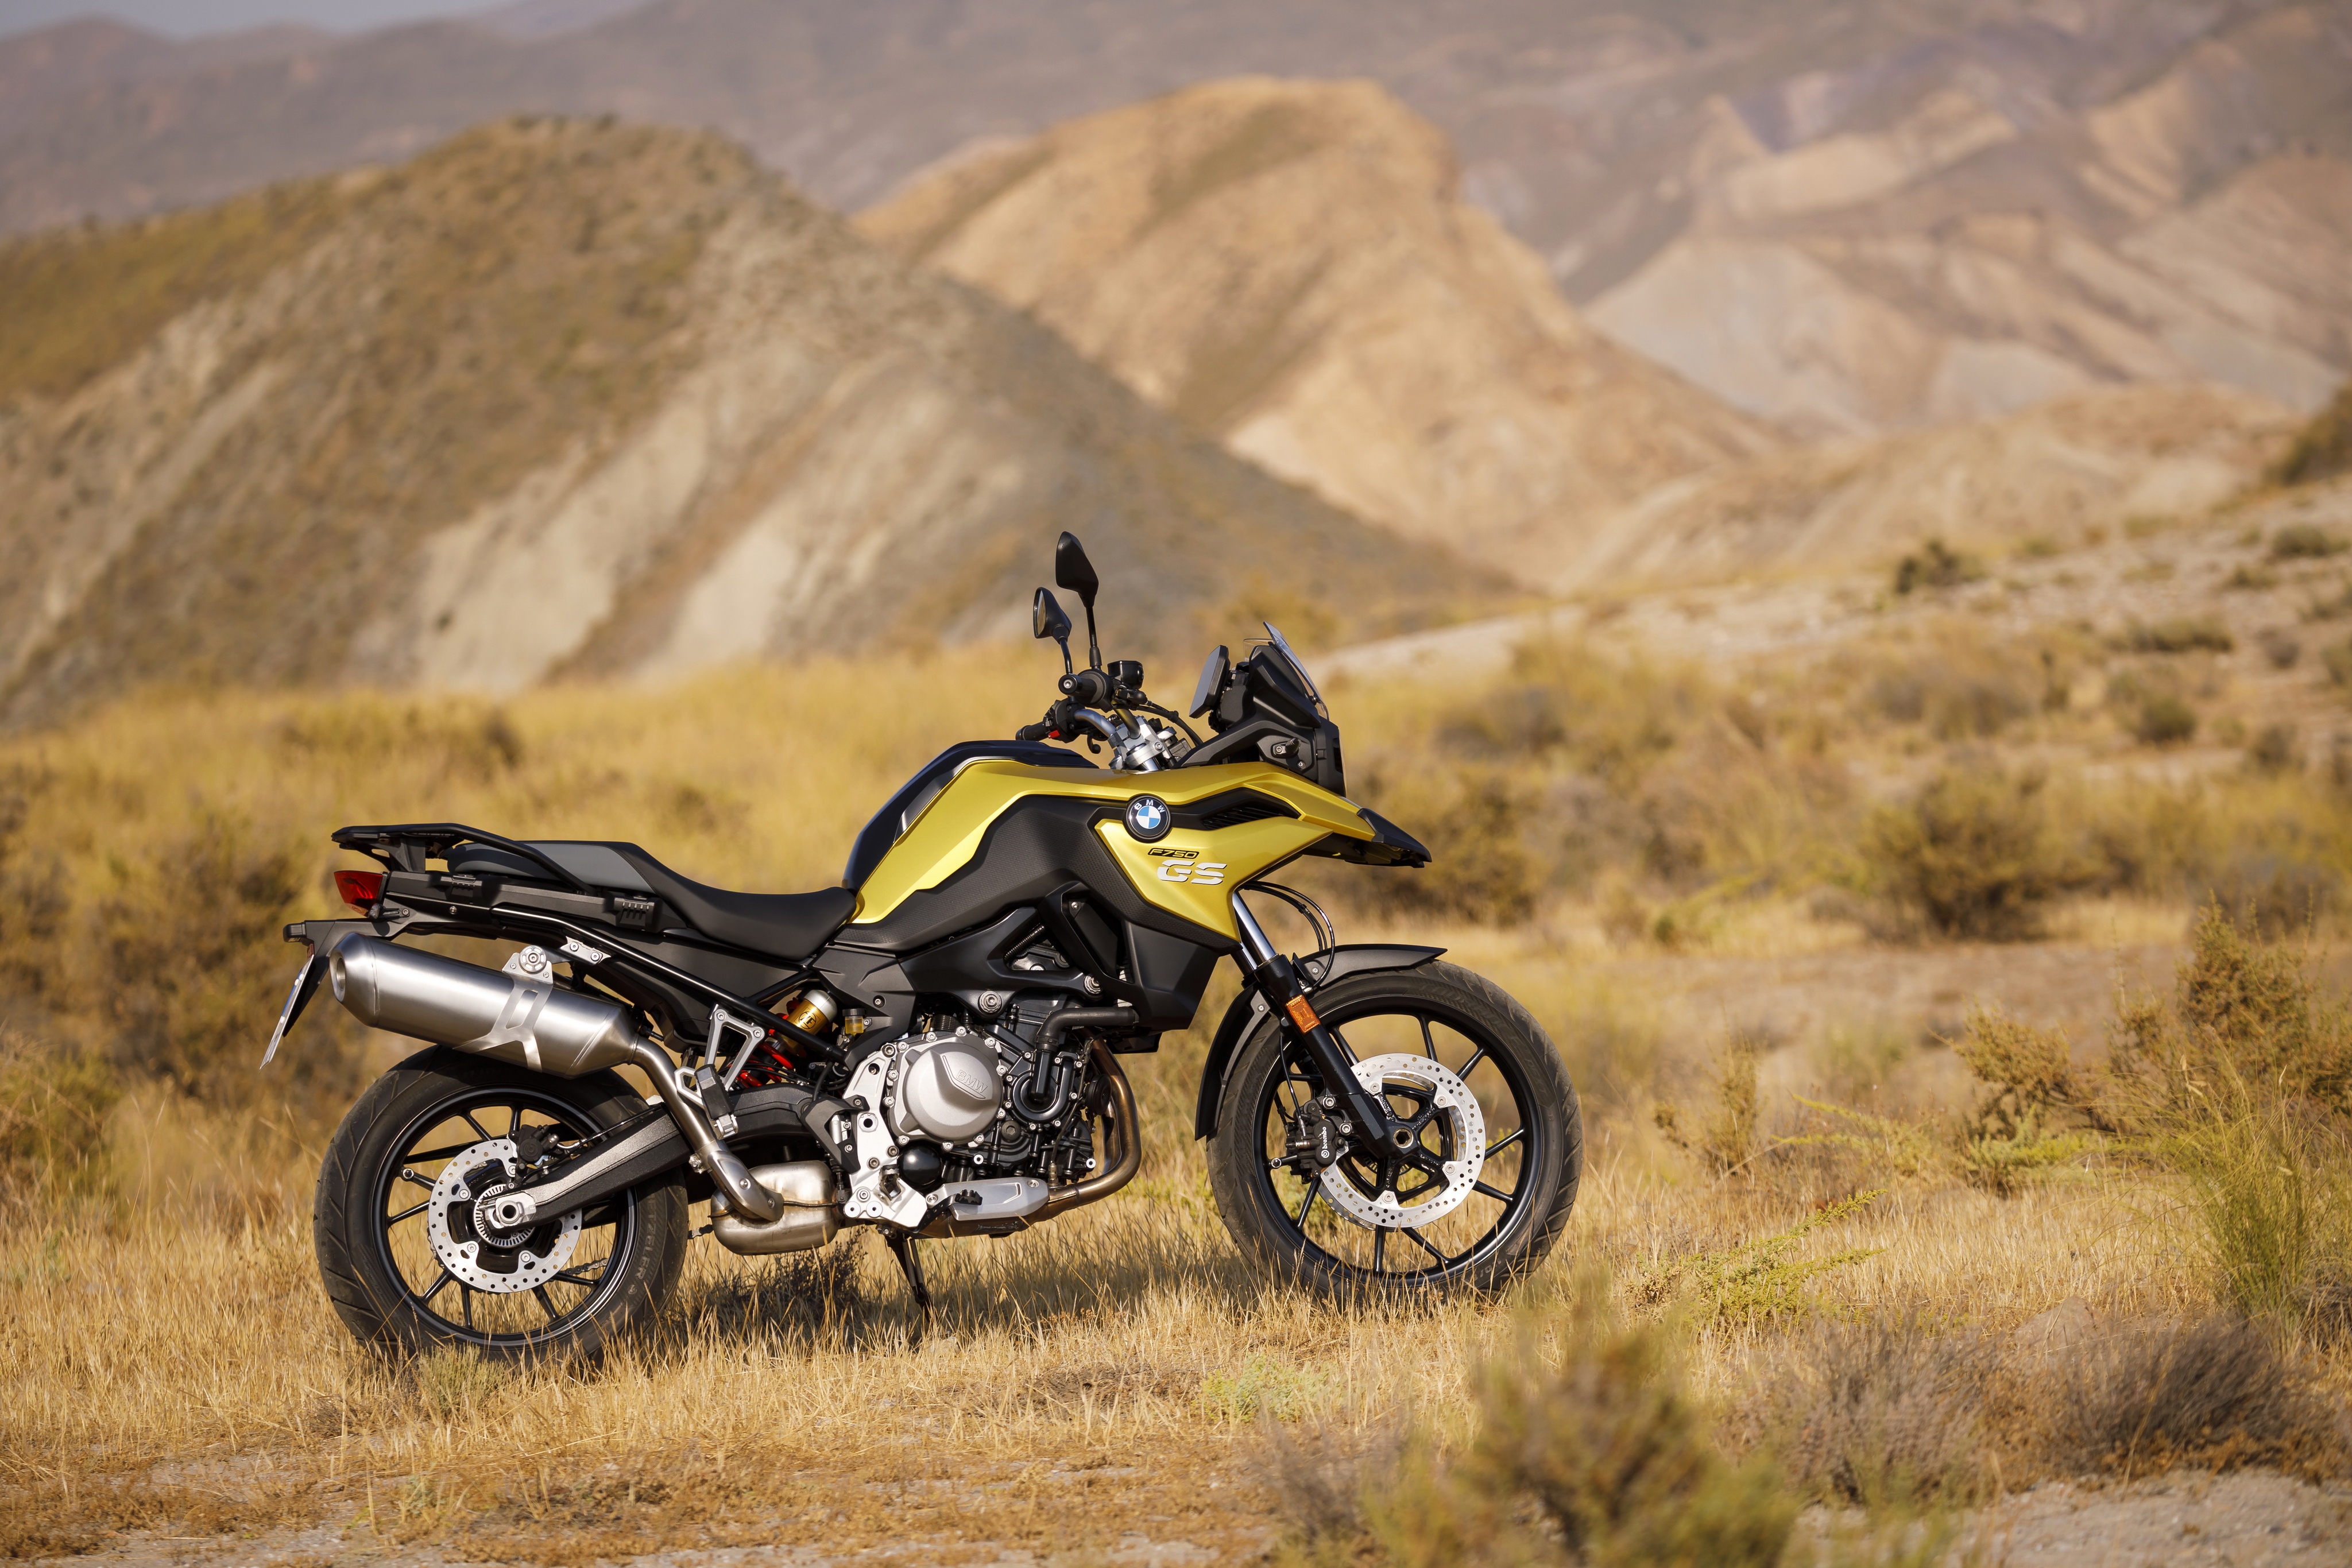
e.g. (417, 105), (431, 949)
(314, 1047), (688, 1361)
(1207, 961), (1580, 1296)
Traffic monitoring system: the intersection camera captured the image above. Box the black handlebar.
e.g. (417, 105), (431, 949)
(1058, 668), (1118, 707)
(1015, 720), (1055, 742)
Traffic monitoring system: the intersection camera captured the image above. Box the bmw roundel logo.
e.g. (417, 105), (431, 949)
(1124, 795), (1172, 842)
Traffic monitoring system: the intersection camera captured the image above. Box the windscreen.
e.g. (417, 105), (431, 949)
(1259, 622), (1326, 717)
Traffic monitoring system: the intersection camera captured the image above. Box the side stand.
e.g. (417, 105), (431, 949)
(885, 1230), (933, 1342)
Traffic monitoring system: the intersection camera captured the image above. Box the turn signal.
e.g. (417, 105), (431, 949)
(1285, 996), (1321, 1032)
(334, 870), (385, 909)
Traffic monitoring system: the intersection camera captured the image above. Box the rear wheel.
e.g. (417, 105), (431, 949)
(314, 1048), (688, 1361)
(1207, 961), (1579, 1296)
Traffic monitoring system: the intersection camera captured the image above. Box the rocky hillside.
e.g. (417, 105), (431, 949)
(3, 1), (2346, 438)
(856, 79), (1777, 571)
(0, 119), (1495, 730)
(1540, 383), (2299, 593)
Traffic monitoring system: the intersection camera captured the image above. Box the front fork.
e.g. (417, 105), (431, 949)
(1230, 891), (1400, 1152)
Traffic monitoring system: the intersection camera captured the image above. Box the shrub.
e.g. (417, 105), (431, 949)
(1761, 1319), (1991, 1504)
(2128, 692), (2198, 746)
(2326, 638), (2352, 687)
(0, 1028), (120, 1200)
(1359, 771), (1538, 924)
(92, 811), (322, 1107)
(1892, 539), (1984, 595)
(2258, 628), (2301, 668)
(2225, 564), (2278, 590)
(2271, 521), (2348, 559)
(2107, 905), (2352, 1124)
(1275, 1300), (1797, 1568)
(2033, 1315), (2346, 1479)
(2121, 617), (2234, 654)
(2246, 723), (2300, 774)
(1863, 769), (2086, 940)
(1456, 1316), (1794, 1568)
(1652, 1032), (1761, 1178)
(2270, 383), (2352, 489)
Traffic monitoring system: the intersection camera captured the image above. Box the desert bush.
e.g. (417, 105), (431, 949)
(2259, 628), (2301, 667)
(2271, 381), (2351, 489)
(1641, 1191), (1886, 1322)
(1891, 539), (1983, 595)
(2273, 523), (2349, 559)
(1355, 768), (1539, 924)
(2120, 616), (2234, 655)
(2108, 905), (2352, 1124)
(1272, 1301), (1795, 1568)
(2246, 722), (2300, 774)
(1758, 1318), (1991, 1504)
(2032, 1314), (2346, 1479)
(92, 811), (316, 1105)
(1950, 1008), (2099, 1193)
(2226, 563), (2279, 590)
(1653, 1032), (1761, 1177)
(2127, 691), (2198, 745)
(1863, 768), (2087, 940)
(0, 1027), (120, 1201)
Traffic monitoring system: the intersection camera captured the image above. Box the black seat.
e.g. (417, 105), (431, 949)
(451, 839), (856, 963)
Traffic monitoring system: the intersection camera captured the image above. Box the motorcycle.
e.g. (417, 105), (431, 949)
(269, 532), (1581, 1358)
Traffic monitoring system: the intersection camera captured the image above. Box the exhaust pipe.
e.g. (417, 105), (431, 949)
(328, 932), (640, 1077)
(326, 933), (784, 1223)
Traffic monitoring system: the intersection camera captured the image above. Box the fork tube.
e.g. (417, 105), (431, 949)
(1230, 891), (1395, 1143)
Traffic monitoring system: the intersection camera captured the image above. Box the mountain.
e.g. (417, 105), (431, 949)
(0, 119), (1496, 730)
(2, 1), (2346, 435)
(1540, 382), (2297, 593)
(855, 78), (1778, 571)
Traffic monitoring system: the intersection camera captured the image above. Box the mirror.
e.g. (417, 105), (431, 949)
(1054, 532), (1100, 606)
(1032, 587), (1071, 643)
(1032, 587), (1074, 676)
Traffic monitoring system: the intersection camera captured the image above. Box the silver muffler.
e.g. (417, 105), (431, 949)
(326, 932), (788, 1224)
(327, 932), (639, 1077)
(711, 1161), (841, 1255)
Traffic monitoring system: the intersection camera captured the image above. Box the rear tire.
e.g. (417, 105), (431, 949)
(314, 1047), (688, 1361)
(1207, 961), (1579, 1297)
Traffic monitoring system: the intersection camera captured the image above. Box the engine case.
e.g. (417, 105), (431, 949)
(889, 1028), (1003, 1143)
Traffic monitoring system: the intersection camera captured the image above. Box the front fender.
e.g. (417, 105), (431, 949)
(1190, 943), (1444, 1139)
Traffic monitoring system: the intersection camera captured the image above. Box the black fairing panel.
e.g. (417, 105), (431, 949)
(840, 796), (1233, 1030)
(844, 741), (1095, 890)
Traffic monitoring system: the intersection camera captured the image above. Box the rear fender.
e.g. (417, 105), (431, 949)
(1190, 943), (1444, 1139)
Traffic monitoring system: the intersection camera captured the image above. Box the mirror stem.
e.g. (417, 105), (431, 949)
(1082, 601), (1102, 672)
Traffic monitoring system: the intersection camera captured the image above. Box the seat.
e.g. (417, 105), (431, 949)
(451, 839), (856, 963)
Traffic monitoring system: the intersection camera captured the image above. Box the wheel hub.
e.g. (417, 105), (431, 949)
(425, 1138), (581, 1294)
(1319, 1054), (1486, 1230)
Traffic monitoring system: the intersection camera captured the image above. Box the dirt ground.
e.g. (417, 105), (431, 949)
(35, 1468), (2352, 1566)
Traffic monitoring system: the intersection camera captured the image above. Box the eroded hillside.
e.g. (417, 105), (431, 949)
(0, 118), (1498, 729)
(857, 78), (1778, 571)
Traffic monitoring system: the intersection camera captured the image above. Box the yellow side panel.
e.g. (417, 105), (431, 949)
(849, 760), (1374, 940)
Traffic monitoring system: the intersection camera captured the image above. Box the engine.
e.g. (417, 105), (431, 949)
(883, 1004), (1105, 1195)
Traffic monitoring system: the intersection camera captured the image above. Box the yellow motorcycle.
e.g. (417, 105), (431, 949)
(274, 533), (1580, 1357)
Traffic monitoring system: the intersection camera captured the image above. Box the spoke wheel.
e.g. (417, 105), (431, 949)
(316, 1048), (688, 1361)
(1208, 961), (1580, 1297)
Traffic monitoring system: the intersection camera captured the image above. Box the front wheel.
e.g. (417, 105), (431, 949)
(314, 1047), (689, 1361)
(1207, 961), (1580, 1296)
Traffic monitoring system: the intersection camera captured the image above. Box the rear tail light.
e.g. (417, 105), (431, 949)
(334, 870), (385, 909)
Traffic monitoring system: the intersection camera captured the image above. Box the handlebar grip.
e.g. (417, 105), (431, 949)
(1015, 721), (1055, 742)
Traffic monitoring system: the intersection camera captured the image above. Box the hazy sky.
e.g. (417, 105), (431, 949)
(0, 1), (504, 37)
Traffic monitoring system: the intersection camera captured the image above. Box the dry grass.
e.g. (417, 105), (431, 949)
(3, 642), (2351, 1558)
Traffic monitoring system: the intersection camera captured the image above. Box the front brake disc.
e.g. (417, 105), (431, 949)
(425, 1138), (581, 1294)
(1318, 1053), (1486, 1231)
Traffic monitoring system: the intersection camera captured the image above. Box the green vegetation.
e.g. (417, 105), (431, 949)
(2272, 520), (2349, 558)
